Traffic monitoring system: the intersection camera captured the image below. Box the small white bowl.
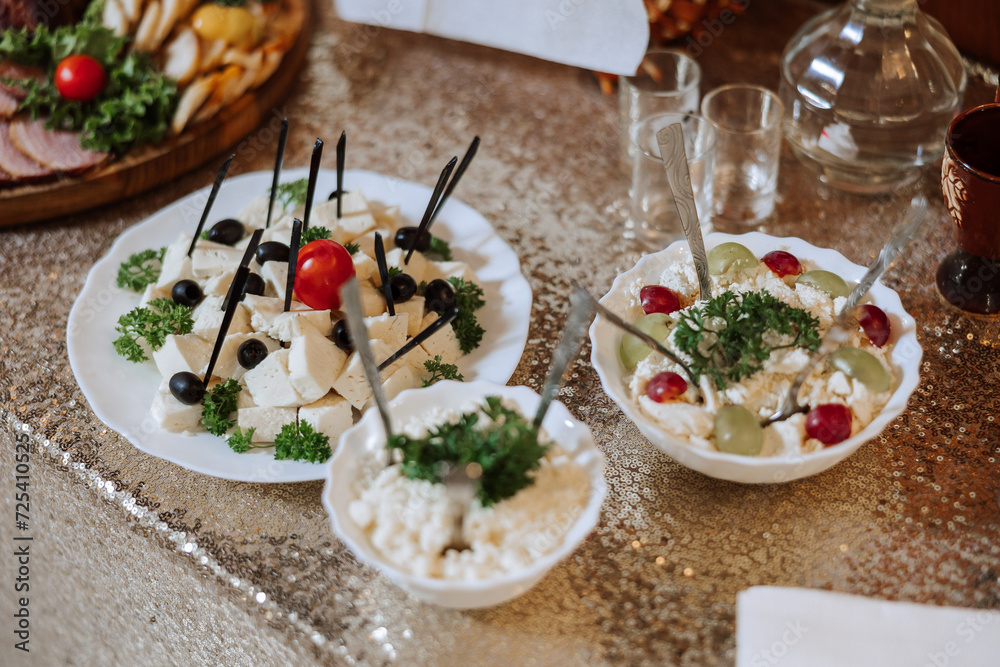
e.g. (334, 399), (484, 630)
(321, 380), (607, 608)
(590, 232), (922, 484)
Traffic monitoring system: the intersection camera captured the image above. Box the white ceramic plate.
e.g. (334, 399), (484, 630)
(322, 380), (606, 608)
(67, 169), (533, 483)
(590, 232), (923, 484)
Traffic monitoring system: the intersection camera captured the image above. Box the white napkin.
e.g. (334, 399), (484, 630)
(334, 0), (649, 75)
(737, 586), (1000, 667)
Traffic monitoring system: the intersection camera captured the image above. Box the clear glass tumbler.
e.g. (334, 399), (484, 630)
(628, 113), (717, 251)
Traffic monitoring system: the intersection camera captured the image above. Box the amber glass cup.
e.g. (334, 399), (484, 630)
(937, 103), (1000, 314)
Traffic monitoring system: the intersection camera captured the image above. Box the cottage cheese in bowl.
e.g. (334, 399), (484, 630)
(323, 380), (606, 608)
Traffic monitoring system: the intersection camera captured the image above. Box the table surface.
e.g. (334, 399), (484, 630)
(2, 1), (999, 665)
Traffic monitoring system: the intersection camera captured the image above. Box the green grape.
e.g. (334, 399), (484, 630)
(707, 243), (758, 275)
(796, 270), (850, 299)
(620, 313), (672, 371)
(827, 347), (891, 393)
(714, 405), (763, 455)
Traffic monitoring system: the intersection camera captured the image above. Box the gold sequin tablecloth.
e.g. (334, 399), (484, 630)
(2, 2), (1000, 665)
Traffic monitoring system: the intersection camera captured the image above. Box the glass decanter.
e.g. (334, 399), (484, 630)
(779, 0), (966, 193)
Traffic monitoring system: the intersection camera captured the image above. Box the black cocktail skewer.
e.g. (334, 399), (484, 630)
(265, 118), (289, 229)
(284, 219), (303, 312)
(336, 131), (346, 218)
(429, 135), (479, 226)
(301, 139), (323, 232)
(374, 232), (395, 316)
(377, 307), (458, 371)
(405, 157), (457, 265)
(220, 229), (264, 310)
(187, 154), (235, 257)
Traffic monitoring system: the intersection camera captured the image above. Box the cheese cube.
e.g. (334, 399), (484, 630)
(156, 236), (195, 288)
(422, 261), (476, 285)
(339, 190), (371, 216)
(371, 203), (402, 230)
(244, 295), (332, 341)
(380, 247), (427, 285)
(352, 251), (377, 283)
(287, 322), (347, 402)
(418, 313), (462, 366)
(150, 392), (204, 434)
(192, 296), (252, 337)
(365, 313), (409, 350)
(243, 348), (305, 407)
(332, 341), (406, 409)
(405, 343), (433, 381)
(362, 365), (419, 412)
(332, 212), (377, 244)
(298, 394), (353, 441)
(140, 283), (171, 306)
(214, 332), (282, 381)
(261, 261), (289, 300)
(192, 243), (243, 279)
(394, 296), (426, 337)
(238, 194), (271, 229)
(203, 268), (238, 297)
(238, 406), (297, 443)
(153, 333), (212, 379)
(236, 384), (257, 409)
(355, 227), (394, 257)
(359, 282), (386, 317)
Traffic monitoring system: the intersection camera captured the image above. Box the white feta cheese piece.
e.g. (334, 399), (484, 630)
(371, 203), (401, 229)
(364, 313), (409, 349)
(202, 268), (238, 297)
(355, 227), (394, 257)
(378, 247), (427, 285)
(422, 261), (475, 285)
(287, 322), (347, 403)
(418, 313), (463, 366)
(150, 391), (203, 434)
(359, 281), (386, 317)
(298, 394), (353, 441)
(238, 194), (271, 229)
(191, 295), (252, 337)
(156, 235), (195, 288)
(363, 365), (419, 412)
(243, 348), (306, 407)
(333, 341), (406, 409)
(236, 384), (256, 409)
(351, 251), (377, 283)
(395, 296), (426, 337)
(238, 406), (297, 443)
(332, 211), (377, 244)
(404, 342), (433, 382)
(191, 241), (243, 279)
(214, 332), (282, 381)
(244, 295), (332, 341)
(258, 216), (294, 246)
(152, 333), (212, 380)
(261, 260), (289, 300)
(311, 192), (371, 229)
(139, 283), (171, 306)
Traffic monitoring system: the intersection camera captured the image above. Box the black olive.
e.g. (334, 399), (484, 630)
(424, 279), (456, 314)
(241, 273), (265, 299)
(169, 371), (205, 405)
(207, 218), (245, 246)
(332, 320), (353, 352)
(389, 273), (417, 303)
(393, 226), (431, 253)
(237, 339), (269, 369)
(255, 241), (290, 265)
(171, 279), (203, 307)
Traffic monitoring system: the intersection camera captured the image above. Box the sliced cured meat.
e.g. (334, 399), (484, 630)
(0, 63), (45, 99)
(0, 90), (17, 119)
(0, 120), (52, 179)
(9, 118), (107, 173)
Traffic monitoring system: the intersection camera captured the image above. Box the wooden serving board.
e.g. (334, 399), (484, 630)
(0, 0), (311, 228)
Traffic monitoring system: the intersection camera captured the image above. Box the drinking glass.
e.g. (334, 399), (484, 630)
(701, 84), (783, 224)
(628, 113), (717, 251)
(619, 50), (701, 174)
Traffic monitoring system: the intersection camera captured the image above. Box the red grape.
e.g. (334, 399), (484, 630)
(805, 404), (852, 445)
(646, 372), (687, 403)
(761, 250), (803, 277)
(640, 285), (680, 315)
(857, 304), (891, 347)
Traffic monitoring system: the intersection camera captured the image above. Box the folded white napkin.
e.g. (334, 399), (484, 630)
(737, 587), (1000, 667)
(334, 0), (648, 75)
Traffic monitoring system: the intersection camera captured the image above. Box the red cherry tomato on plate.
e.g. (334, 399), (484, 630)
(294, 239), (356, 310)
(54, 55), (107, 103)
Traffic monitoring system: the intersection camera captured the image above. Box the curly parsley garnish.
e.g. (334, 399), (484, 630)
(421, 355), (464, 387)
(201, 379), (241, 437)
(301, 226), (331, 244)
(388, 396), (548, 506)
(115, 246), (166, 291)
(448, 277), (486, 353)
(270, 178), (309, 210)
(112, 298), (194, 363)
(344, 241), (360, 255)
(227, 427), (257, 453)
(428, 237), (452, 260)
(673, 290), (821, 389)
(274, 421), (332, 463)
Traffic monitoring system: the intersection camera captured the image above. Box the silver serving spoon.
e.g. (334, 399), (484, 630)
(534, 287), (595, 429)
(339, 277), (393, 439)
(658, 123), (711, 300)
(762, 196), (930, 426)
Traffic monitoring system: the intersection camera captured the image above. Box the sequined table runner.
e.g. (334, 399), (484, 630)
(2, 2), (999, 664)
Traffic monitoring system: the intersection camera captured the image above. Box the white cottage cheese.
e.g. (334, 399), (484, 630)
(347, 400), (591, 580)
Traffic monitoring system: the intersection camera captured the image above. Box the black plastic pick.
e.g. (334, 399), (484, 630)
(429, 136), (479, 226)
(284, 219), (303, 312)
(406, 157), (457, 265)
(187, 154), (235, 257)
(374, 232), (395, 316)
(265, 118), (289, 229)
(203, 265), (251, 385)
(301, 139), (323, 232)
(336, 131), (346, 218)
(220, 228), (263, 310)
(377, 307), (458, 371)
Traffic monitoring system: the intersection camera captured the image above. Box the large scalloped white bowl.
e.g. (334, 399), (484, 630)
(590, 232), (922, 484)
(322, 380), (607, 608)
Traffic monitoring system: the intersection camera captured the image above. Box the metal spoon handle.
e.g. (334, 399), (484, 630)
(658, 123), (711, 300)
(341, 277), (393, 438)
(534, 288), (594, 429)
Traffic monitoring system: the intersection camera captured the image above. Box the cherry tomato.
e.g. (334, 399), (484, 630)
(294, 239), (356, 310)
(54, 55), (107, 103)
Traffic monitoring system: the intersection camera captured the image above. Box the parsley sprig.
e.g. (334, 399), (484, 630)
(201, 379), (241, 436)
(344, 241), (360, 255)
(673, 290), (821, 389)
(116, 246), (166, 291)
(421, 355), (464, 386)
(112, 298), (193, 363)
(227, 427), (257, 453)
(387, 396), (548, 506)
(428, 237), (452, 260)
(274, 421), (332, 463)
(301, 226), (331, 244)
(270, 178), (309, 210)
(448, 277), (486, 353)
